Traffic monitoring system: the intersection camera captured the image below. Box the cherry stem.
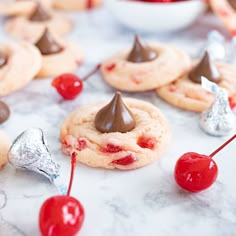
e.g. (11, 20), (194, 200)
(209, 134), (236, 158)
(81, 64), (101, 82)
(67, 152), (77, 196)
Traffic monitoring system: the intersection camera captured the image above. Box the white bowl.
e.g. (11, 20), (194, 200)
(104, 0), (207, 32)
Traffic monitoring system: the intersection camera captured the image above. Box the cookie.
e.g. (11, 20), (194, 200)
(0, 41), (42, 96)
(53, 0), (102, 11)
(61, 93), (170, 170)
(210, 0), (236, 35)
(0, 0), (53, 16)
(156, 52), (236, 112)
(34, 29), (83, 78)
(5, 4), (72, 43)
(101, 36), (191, 92)
(0, 131), (11, 168)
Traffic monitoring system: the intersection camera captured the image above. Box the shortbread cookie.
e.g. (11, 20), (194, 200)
(157, 53), (236, 112)
(210, 0), (236, 35)
(54, 0), (102, 10)
(101, 36), (191, 92)
(5, 4), (72, 43)
(0, 131), (11, 168)
(0, 42), (41, 96)
(0, 0), (53, 16)
(61, 93), (170, 170)
(35, 29), (83, 78)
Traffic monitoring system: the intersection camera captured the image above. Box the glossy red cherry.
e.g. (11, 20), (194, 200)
(39, 195), (84, 236)
(51, 65), (101, 100)
(39, 153), (84, 236)
(174, 135), (236, 192)
(134, 0), (187, 3)
(51, 74), (83, 100)
(174, 152), (218, 192)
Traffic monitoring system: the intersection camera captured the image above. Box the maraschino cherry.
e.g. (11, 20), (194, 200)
(134, 0), (187, 3)
(174, 134), (236, 192)
(39, 153), (84, 236)
(51, 64), (101, 100)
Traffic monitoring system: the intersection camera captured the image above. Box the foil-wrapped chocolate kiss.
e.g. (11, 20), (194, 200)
(200, 77), (235, 136)
(8, 128), (60, 182)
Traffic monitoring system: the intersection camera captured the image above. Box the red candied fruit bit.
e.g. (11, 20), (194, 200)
(218, 7), (230, 17)
(62, 140), (71, 148)
(168, 85), (176, 92)
(101, 143), (123, 153)
(77, 140), (87, 151)
(229, 95), (236, 109)
(76, 60), (83, 66)
(230, 29), (236, 36)
(86, 0), (93, 9)
(137, 136), (157, 150)
(112, 154), (136, 166)
(131, 76), (142, 84)
(106, 63), (116, 71)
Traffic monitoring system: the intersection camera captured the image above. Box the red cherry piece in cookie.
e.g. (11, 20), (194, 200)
(105, 63), (116, 72)
(137, 136), (156, 150)
(52, 74), (83, 100)
(101, 143), (123, 153)
(174, 152), (218, 192)
(86, 0), (95, 9)
(229, 95), (236, 110)
(39, 195), (85, 236)
(77, 140), (87, 151)
(112, 154), (136, 166)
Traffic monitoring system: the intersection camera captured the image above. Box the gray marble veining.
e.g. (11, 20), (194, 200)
(0, 7), (236, 236)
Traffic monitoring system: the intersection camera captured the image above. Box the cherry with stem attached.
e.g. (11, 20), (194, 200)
(174, 134), (236, 193)
(51, 64), (101, 100)
(39, 153), (85, 236)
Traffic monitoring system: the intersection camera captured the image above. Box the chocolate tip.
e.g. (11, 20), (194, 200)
(94, 92), (136, 133)
(127, 35), (157, 63)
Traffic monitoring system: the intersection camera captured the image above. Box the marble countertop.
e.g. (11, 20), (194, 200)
(0, 7), (236, 236)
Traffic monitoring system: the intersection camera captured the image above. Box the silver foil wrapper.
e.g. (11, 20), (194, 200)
(200, 77), (236, 136)
(8, 128), (60, 182)
(201, 30), (226, 61)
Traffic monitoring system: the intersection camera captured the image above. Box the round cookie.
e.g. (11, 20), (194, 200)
(156, 62), (236, 112)
(61, 95), (170, 170)
(210, 0), (236, 35)
(0, 0), (53, 16)
(0, 42), (42, 96)
(0, 131), (11, 169)
(101, 43), (191, 92)
(34, 29), (84, 78)
(53, 0), (102, 11)
(5, 4), (72, 43)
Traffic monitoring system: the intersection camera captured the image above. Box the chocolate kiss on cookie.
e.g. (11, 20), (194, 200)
(29, 3), (51, 22)
(0, 51), (7, 68)
(228, 0), (236, 10)
(35, 28), (63, 55)
(127, 35), (157, 63)
(95, 92), (136, 133)
(189, 52), (221, 84)
(0, 101), (10, 124)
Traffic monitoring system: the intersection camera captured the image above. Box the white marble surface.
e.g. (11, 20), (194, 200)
(0, 6), (236, 236)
